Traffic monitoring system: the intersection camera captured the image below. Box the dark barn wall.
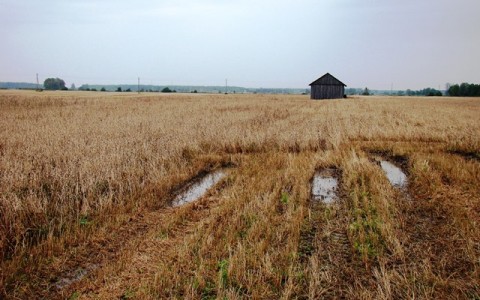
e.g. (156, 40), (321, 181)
(310, 85), (344, 99)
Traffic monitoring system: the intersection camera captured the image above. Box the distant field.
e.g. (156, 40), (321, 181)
(1, 90), (479, 298)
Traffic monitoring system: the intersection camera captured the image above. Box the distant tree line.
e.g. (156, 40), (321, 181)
(77, 85), (179, 93)
(346, 87), (443, 96)
(347, 84), (480, 97)
(1, 80), (308, 95)
(405, 88), (442, 97)
(447, 83), (480, 97)
(346, 88), (371, 95)
(0, 82), (39, 89)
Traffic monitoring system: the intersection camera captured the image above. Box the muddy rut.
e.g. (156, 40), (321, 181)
(4, 169), (228, 299)
(3, 150), (479, 299)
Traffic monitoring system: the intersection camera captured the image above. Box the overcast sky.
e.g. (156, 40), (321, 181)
(1, 0), (479, 89)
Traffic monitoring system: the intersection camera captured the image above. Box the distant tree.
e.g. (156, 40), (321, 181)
(70, 83), (76, 90)
(125, 88), (131, 92)
(162, 87), (172, 93)
(192, 90), (198, 93)
(448, 84), (459, 96)
(100, 87), (106, 92)
(459, 83), (469, 96)
(116, 87), (122, 92)
(362, 87), (370, 96)
(44, 78), (66, 90)
(472, 84), (480, 96)
(90, 88), (97, 91)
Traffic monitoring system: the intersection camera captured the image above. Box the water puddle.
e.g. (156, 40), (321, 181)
(311, 169), (338, 204)
(172, 170), (227, 207)
(55, 264), (99, 290)
(379, 160), (407, 188)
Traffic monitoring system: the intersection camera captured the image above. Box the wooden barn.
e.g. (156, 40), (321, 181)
(309, 73), (346, 99)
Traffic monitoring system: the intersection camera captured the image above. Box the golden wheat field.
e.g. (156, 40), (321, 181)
(0, 90), (479, 299)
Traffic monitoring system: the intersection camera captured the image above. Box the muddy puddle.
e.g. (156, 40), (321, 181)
(311, 169), (338, 204)
(172, 170), (227, 207)
(379, 160), (407, 188)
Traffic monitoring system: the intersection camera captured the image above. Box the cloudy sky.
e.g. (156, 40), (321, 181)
(1, 0), (479, 89)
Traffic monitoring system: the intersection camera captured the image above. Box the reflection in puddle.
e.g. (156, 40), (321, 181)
(312, 169), (338, 204)
(380, 161), (407, 188)
(172, 170), (226, 207)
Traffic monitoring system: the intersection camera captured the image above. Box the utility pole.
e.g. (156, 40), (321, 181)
(225, 79), (228, 94)
(36, 73), (39, 90)
(138, 77), (140, 94)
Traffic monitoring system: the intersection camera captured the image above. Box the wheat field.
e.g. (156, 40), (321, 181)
(0, 90), (479, 299)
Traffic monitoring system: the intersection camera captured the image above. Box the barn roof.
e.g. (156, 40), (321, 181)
(309, 73), (346, 87)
